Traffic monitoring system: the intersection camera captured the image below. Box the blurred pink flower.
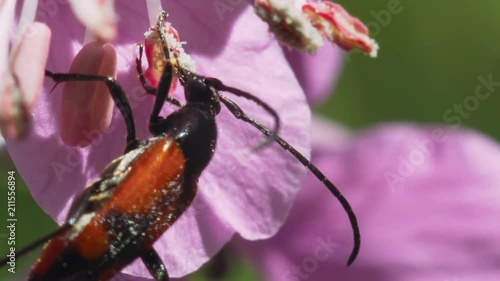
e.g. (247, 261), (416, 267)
(3, 1), (351, 279)
(235, 120), (500, 281)
(0, 0), (51, 139)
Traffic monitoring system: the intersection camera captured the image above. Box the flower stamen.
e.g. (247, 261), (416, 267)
(255, 0), (379, 57)
(143, 14), (196, 88)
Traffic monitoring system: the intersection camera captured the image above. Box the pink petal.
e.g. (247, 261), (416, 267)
(10, 22), (51, 109)
(111, 274), (187, 281)
(284, 44), (343, 105)
(310, 115), (351, 153)
(0, 73), (28, 138)
(68, 0), (117, 41)
(60, 42), (116, 147)
(0, 0), (15, 63)
(7, 2), (310, 278)
(237, 123), (500, 281)
(1, 22), (51, 139)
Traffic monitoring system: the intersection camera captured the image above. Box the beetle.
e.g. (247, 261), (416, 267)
(0, 11), (360, 281)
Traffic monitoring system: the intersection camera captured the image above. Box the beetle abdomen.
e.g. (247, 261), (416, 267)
(29, 137), (198, 280)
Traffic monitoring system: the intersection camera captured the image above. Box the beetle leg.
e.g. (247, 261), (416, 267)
(135, 43), (182, 108)
(141, 248), (169, 281)
(135, 44), (157, 94)
(45, 71), (139, 152)
(148, 12), (178, 136)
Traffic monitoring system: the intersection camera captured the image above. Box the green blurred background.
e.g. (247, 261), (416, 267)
(1, 0), (499, 280)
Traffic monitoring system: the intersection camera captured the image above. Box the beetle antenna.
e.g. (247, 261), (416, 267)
(205, 77), (280, 150)
(218, 94), (360, 266)
(154, 9), (360, 265)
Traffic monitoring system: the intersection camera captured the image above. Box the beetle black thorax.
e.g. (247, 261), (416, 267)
(161, 105), (217, 178)
(152, 75), (220, 178)
(183, 73), (221, 116)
